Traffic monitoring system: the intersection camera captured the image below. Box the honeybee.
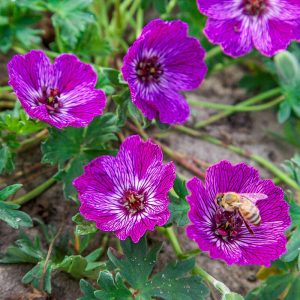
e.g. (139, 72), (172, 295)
(216, 192), (268, 234)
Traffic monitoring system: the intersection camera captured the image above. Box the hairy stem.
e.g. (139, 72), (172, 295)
(176, 125), (300, 190)
(195, 87), (281, 128)
(189, 96), (284, 112)
(12, 176), (58, 205)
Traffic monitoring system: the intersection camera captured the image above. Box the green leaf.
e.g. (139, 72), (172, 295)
(153, 0), (167, 13)
(78, 279), (98, 300)
(223, 293), (244, 300)
(107, 237), (162, 288)
(245, 274), (293, 300)
(74, 23), (112, 59)
(72, 213), (97, 236)
(168, 193), (189, 226)
(94, 271), (132, 300)
(22, 260), (53, 294)
(173, 176), (189, 198)
(0, 144), (15, 174)
(49, 0), (94, 48)
(0, 184), (22, 201)
(141, 259), (209, 300)
(41, 127), (83, 166)
(15, 27), (43, 48)
(61, 157), (84, 201)
(168, 176), (189, 226)
(274, 51), (300, 86)
(55, 249), (104, 280)
(286, 276), (300, 300)
(41, 113), (120, 199)
(278, 101), (292, 123)
(0, 201), (33, 229)
(0, 185), (32, 229)
(0, 233), (45, 263)
(281, 227), (300, 262)
(0, 108), (46, 135)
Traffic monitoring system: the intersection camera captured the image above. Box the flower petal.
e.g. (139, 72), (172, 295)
(56, 87), (106, 127)
(197, 0), (241, 19)
(204, 18), (253, 58)
(205, 160), (260, 201)
(252, 18), (299, 57)
(54, 54), (98, 92)
(8, 50), (53, 108)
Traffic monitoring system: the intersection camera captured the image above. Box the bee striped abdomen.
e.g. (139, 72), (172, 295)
(241, 203), (261, 225)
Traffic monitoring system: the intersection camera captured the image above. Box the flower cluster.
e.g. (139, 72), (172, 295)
(6, 17), (293, 267)
(186, 160), (291, 266)
(197, 0), (300, 57)
(73, 135), (176, 243)
(122, 19), (207, 124)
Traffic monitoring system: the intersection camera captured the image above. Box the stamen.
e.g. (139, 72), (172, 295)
(136, 56), (163, 85)
(38, 87), (62, 113)
(243, 0), (267, 16)
(123, 189), (146, 214)
(214, 208), (243, 241)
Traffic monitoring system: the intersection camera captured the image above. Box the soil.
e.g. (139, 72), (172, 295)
(0, 57), (294, 300)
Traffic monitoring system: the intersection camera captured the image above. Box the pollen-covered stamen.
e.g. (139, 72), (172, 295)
(123, 189), (145, 214)
(243, 0), (267, 15)
(136, 56), (163, 85)
(38, 87), (63, 113)
(214, 208), (243, 240)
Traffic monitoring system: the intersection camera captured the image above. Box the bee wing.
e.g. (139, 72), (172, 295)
(239, 193), (268, 203)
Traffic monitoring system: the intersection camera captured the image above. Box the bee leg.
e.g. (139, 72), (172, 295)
(238, 211), (254, 235)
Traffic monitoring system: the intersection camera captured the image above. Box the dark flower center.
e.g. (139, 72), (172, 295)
(243, 0), (267, 16)
(214, 208), (243, 241)
(38, 87), (63, 113)
(136, 56), (163, 85)
(123, 189), (145, 214)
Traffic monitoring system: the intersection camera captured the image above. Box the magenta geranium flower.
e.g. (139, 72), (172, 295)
(197, 0), (300, 57)
(122, 19), (207, 124)
(73, 135), (176, 243)
(8, 50), (106, 128)
(186, 160), (291, 266)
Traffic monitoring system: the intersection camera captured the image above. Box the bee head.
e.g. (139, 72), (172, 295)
(216, 193), (224, 206)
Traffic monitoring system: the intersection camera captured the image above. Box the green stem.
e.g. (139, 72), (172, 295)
(0, 86), (12, 93)
(160, 226), (231, 295)
(205, 47), (222, 61)
(179, 248), (201, 259)
(161, 0), (177, 19)
(195, 87), (281, 128)
(176, 125), (300, 190)
(192, 266), (231, 294)
(54, 26), (64, 53)
(136, 7), (143, 37)
(0, 102), (14, 109)
(165, 227), (183, 256)
(12, 176), (57, 205)
(18, 129), (48, 153)
(189, 96), (284, 112)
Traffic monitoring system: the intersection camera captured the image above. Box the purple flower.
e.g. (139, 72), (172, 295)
(8, 50), (106, 128)
(73, 135), (176, 243)
(122, 19), (207, 125)
(186, 160), (291, 266)
(197, 0), (300, 57)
